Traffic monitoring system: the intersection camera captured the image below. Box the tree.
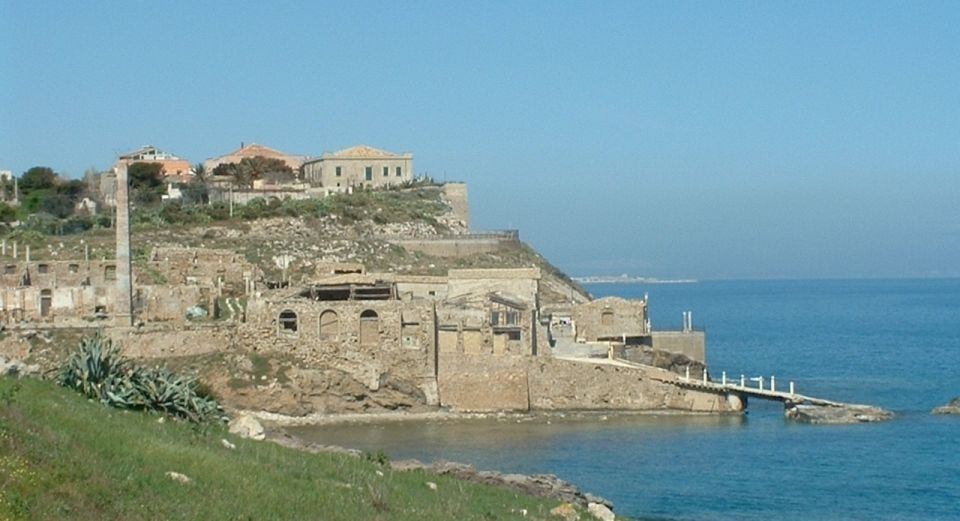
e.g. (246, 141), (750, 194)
(192, 162), (207, 181)
(211, 156), (293, 189)
(39, 194), (75, 219)
(127, 162), (166, 206)
(0, 202), (16, 224)
(56, 179), (86, 200)
(20, 166), (57, 191)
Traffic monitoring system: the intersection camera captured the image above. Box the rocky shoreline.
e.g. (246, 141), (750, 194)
(259, 423), (617, 519)
(240, 406), (732, 428)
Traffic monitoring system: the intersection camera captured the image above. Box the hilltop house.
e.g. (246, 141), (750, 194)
(203, 143), (307, 174)
(302, 145), (413, 192)
(113, 145), (193, 183)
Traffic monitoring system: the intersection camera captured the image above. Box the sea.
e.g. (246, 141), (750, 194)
(289, 279), (960, 520)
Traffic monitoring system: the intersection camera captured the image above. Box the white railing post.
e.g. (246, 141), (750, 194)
(790, 381), (795, 395)
(757, 376), (764, 391)
(702, 368), (708, 384)
(740, 374), (745, 387)
(770, 375), (776, 393)
(722, 371), (727, 385)
(685, 366), (690, 381)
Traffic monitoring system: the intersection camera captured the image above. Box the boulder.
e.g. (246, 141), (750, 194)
(785, 403), (893, 424)
(228, 414), (265, 440)
(165, 471), (191, 484)
(588, 502), (616, 521)
(550, 502), (579, 521)
(932, 397), (960, 415)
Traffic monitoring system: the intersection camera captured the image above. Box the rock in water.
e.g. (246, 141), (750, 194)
(785, 403), (894, 424)
(931, 397), (960, 415)
(228, 414), (266, 440)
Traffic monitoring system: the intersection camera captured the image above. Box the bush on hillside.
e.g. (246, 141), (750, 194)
(57, 333), (224, 423)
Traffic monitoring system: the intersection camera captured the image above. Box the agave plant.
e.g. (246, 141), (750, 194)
(56, 332), (128, 402)
(58, 333), (225, 424)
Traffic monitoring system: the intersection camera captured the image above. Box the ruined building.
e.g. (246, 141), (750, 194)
(0, 176), (733, 415)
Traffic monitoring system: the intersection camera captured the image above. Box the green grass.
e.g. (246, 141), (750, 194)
(0, 377), (566, 520)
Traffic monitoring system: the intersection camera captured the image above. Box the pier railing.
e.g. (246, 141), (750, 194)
(674, 366), (843, 406)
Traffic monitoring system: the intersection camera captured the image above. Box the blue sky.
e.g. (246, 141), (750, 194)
(2, 1), (958, 279)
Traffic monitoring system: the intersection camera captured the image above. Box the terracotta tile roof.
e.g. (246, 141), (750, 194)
(225, 143), (289, 159)
(326, 145), (407, 159)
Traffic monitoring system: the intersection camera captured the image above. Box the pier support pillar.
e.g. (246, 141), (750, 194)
(725, 393), (746, 412)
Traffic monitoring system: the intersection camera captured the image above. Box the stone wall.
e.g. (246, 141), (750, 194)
(526, 357), (730, 412)
(650, 331), (706, 363)
(437, 354), (737, 413)
(437, 353), (530, 411)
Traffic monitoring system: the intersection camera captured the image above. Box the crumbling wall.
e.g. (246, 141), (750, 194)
(239, 297), (437, 404)
(447, 268), (540, 305)
(571, 296), (648, 341)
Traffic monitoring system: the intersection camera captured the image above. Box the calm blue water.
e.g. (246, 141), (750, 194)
(291, 279), (960, 520)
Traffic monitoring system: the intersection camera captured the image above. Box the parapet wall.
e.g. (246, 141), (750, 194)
(388, 232), (519, 258)
(650, 331), (706, 363)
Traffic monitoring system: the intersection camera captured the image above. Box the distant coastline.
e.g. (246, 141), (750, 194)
(573, 275), (698, 284)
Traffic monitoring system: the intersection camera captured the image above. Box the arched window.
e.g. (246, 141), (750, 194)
(601, 308), (614, 326)
(319, 310), (339, 340)
(359, 310), (379, 346)
(278, 309), (298, 334)
(40, 289), (52, 317)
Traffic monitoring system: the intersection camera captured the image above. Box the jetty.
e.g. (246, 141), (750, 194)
(577, 355), (882, 418)
(670, 367), (844, 407)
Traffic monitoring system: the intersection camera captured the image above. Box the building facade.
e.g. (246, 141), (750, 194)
(302, 145), (413, 192)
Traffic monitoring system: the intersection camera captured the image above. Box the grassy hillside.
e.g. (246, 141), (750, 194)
(0, 377), (568, 521)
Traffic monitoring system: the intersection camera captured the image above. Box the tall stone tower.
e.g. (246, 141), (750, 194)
(442, 182), (470, 230)
(114, 163), (133, 326)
